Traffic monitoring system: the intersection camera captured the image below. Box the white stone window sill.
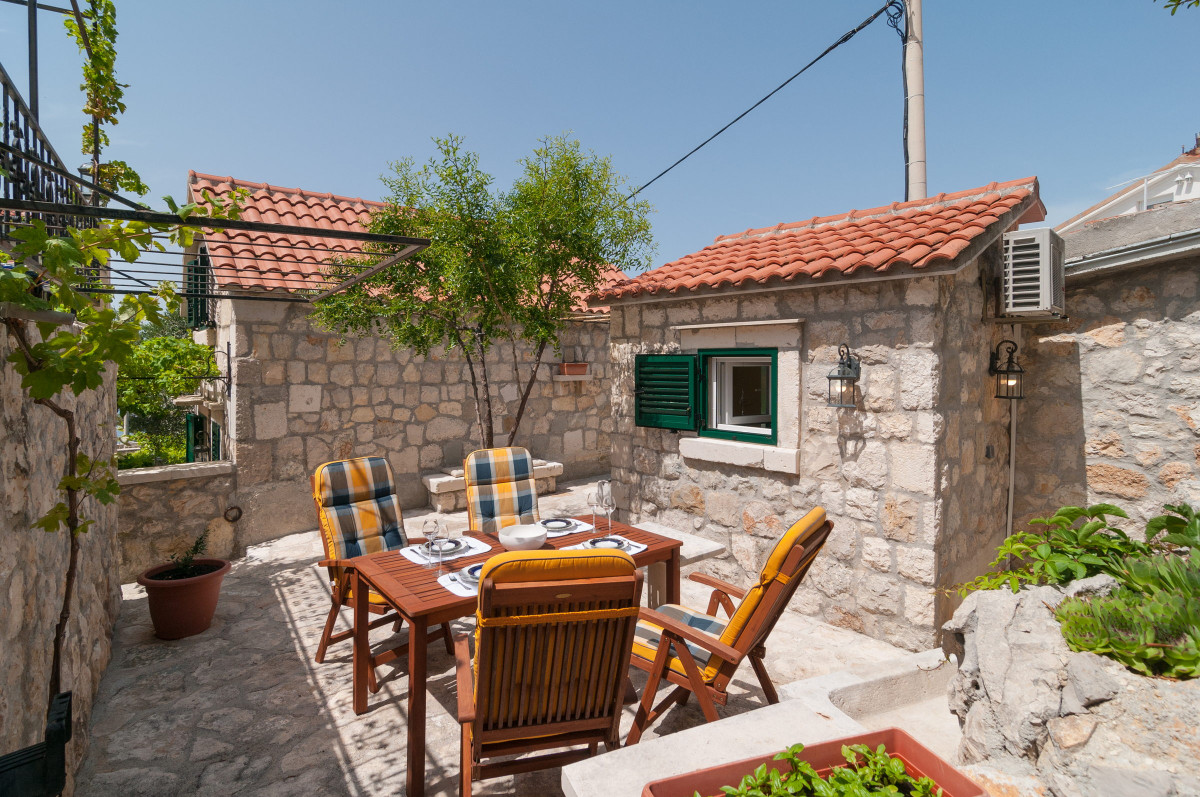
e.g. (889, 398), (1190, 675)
(679, 436), (800, 475)
(117, 460), (234, 486)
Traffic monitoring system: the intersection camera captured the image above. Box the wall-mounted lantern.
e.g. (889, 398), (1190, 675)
(826, 344), (861, 408)
(989, 339), (1024, 400)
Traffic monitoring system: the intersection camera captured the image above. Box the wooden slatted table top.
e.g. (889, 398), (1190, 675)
(347, 518), (682, 621)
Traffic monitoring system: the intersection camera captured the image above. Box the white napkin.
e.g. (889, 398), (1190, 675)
(562, 534), (647, 555)
(538, 518), (596, 538)
(400, 535), (493, 566)
(437, 571), (479, 597)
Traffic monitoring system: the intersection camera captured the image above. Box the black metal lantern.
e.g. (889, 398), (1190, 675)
(989, 339), (1024, 400)
(826, 344), (861, 408)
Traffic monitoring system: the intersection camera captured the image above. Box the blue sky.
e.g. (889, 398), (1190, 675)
(2, 1), (1196, 272)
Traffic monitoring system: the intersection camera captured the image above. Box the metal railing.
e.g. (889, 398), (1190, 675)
(1, 57), (89, 241)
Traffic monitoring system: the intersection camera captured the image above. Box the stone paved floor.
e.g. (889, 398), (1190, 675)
(77, 477), (910, 796)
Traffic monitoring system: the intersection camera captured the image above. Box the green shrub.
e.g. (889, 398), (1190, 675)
(955, 504), (1150, 595)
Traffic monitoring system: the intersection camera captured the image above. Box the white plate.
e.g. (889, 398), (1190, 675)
(459, 563), (484, 583)
(422, 538), (467, 556)
(583, 536), (629, 551)
(539, 518), (577, 531)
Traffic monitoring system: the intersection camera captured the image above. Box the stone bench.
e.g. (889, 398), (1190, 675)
(421, 459), (564, 512)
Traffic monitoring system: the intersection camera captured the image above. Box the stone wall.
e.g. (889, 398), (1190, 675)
(1014, 257), (1200, 530)
(0, 321), (121, 793)
(116, 462), (239, 583)
(217, 298), (613, 546)
(608, 248), (1015, 651)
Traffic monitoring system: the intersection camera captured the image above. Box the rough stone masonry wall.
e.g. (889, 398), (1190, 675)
(609, 252), (1009, 651)
(116, 463), (239, 583)
(1014, 257), (1200, 531)
(219, 298), (613, 546)
(933, 248), (1020, 629)
(0, 323), (121, 794)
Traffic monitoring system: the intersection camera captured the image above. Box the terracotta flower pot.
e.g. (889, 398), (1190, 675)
(641, 728), (984, 797)
(559, 362), (588, 375)
(137, 558), (231, 640)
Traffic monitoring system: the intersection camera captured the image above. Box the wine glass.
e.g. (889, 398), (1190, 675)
(422, 517), (444, 571)
(588, 490), (603, 535)
(600, 480), (616, 533)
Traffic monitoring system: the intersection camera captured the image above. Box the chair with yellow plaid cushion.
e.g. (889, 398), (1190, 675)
(462, 447), (540, 534)
(312, 456), (451, 691)
(625, 507), (833, 745)
(453, 549), (643, 796)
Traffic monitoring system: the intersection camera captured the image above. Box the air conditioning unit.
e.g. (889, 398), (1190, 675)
(1001, 228), (1065, 319)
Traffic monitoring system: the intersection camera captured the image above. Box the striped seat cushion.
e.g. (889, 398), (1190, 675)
(314, 456), (407, 561)
(631, 604), (727, 682)
(464, 447), (540, 534)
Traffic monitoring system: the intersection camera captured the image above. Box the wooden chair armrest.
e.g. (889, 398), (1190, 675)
(687, 572), (747, 599)
(638, 608), (740, 664)
(453, 633), (475, 724)
(318, 559), (344, 569)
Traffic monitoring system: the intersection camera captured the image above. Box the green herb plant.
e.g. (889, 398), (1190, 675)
(954, 504), (1151, 595)
(165, 530), (211, 579)
(1145, 503), (1200, 550)
(705, 742), (942, 797)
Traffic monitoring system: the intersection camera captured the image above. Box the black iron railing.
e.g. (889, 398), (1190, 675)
(1, 58), (89, 241)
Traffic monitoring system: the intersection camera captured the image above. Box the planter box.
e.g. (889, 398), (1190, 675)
(642, 728), (983, 797)
(559, 362), (589, 376)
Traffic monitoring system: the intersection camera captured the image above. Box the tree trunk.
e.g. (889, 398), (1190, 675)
(507, 339), (548, 446)
(456, 333), (492, 449)
(475, 328), (496, 449)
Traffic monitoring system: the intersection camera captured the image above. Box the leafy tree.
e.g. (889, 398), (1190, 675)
(117, 334), (216, 467)
(1156, 0), (1200, 13)
(312, 134), (653, 448)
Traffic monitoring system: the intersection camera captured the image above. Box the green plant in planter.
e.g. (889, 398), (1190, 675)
(153, 530), (220, 580)
(954, 503), (1151, 595)
(710, 743), (943, 797)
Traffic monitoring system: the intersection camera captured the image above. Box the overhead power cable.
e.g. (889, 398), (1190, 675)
(629, 1), (904, 200)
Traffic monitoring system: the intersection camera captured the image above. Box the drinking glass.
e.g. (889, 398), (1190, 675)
(601, 481), (616, 532)
(587, 490), (602, 535)
(422, 518), (444, 570)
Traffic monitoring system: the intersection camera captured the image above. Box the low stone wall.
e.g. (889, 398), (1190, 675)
(116, 462), (239, 583)
(944, 577), (1200, 796)
(0, 322), (120, 794)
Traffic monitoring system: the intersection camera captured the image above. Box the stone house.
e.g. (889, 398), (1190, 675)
(596, 177), (1050, 651)
(1014, 143), (1200, 529)
(120, 173), (618, 563)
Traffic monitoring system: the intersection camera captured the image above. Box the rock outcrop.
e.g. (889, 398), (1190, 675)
(943, 575), (1200, 796)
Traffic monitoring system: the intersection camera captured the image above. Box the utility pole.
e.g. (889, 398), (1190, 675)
(904, 0), (926, 200)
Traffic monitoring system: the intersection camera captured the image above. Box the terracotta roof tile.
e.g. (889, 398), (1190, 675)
(597, 177), (1043, 301)
(188, 171), (625, 311)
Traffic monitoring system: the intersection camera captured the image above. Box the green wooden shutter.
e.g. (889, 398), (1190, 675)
(185, 414), (197, 463)
(635, 354), (700, 430)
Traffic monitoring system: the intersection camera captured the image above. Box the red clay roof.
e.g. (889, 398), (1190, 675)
(188, 171), (625, 310)
(597, 177), (1044, 301)
(188, 171), (385, 293)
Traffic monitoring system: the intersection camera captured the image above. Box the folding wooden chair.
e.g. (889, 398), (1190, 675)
(626, 507), (833, 744)
(462, 446), (540, 534)
(453, 549), (643, 796)
(312, 456), (452, 692)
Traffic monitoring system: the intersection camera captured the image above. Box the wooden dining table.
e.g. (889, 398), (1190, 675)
(344, 517), (683, 797)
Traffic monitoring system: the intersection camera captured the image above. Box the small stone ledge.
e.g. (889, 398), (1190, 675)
(679, 436), (801, 475)
(118, 460), (235, 486)
(422, 459), (564, 512)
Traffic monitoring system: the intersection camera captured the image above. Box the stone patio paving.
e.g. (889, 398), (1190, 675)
(77, 477), (911, 796)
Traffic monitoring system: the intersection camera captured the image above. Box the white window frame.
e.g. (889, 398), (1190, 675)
(708, 355), (773, 437)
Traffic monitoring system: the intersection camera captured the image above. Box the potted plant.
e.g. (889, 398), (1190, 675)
(641, 728), (984, 797)
(137, 531), (231, 640)
(559, 347), (589, 375)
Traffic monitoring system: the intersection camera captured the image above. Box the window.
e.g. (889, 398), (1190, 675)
(634, 348), (778, 445)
